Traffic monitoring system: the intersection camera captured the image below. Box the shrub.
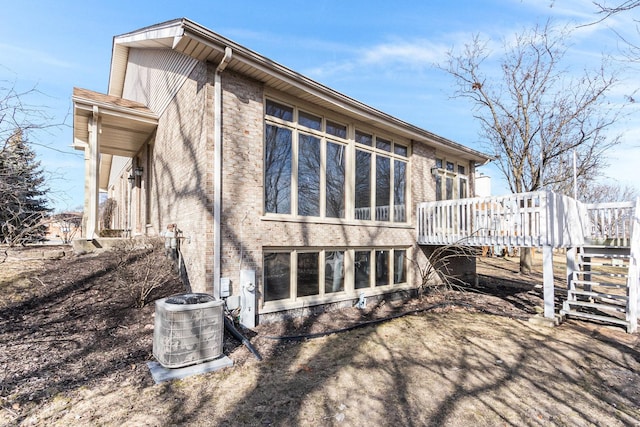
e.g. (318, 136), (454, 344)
(112, 237), (178, 308)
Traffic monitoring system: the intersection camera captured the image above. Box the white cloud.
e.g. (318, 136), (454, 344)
(360, 39), (449, 67)
(0, 43), (75, 69)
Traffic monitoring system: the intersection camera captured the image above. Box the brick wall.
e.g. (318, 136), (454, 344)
(149, 61), (214, 293)
(105, 55), (476, 311)
(217, 71), (437, 308)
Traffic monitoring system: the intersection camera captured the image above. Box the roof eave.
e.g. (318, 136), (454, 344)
(107, 18), (491, 163)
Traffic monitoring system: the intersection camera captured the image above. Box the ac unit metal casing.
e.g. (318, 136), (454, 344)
(153, 293), (224, 368)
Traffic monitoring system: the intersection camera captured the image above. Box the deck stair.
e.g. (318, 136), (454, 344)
(561, 245), (637, 332)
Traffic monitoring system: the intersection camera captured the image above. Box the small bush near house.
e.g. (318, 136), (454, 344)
(113, 237), (177, 308)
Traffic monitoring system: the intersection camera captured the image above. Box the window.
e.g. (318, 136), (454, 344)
(355, 130), (372, 146)
(264, 99), (408, 222)
(327, 121), (347, 138)
(433, 158), (469, 201)
(326, 142), (345, 218)
(375, 157), (391, 221)
(375, 250), (390, 286)
(355, 130), (407, 223)
(325, 251), (344, 293)
(264, 125), (292, 214)
(355, 150), (371, 220)
(263, 248), (408, 304)
(376, 137), (391, 152)
(266, 100), (293, 121)
(264, 252), (291, 301)
(297, 252), (319, 297)
(299, 110), (321, 130)
(298, 134), (320, 216)
(354, 250), (371, 289)
(458, 165), (467, 199)
(394, 250), (406, 284)
(394, 160), (406, 222)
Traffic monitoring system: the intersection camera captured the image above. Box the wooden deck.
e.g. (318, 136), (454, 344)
(417, 191), (640, 332)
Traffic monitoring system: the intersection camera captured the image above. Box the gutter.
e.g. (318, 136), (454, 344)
(213, 46), (232, 299)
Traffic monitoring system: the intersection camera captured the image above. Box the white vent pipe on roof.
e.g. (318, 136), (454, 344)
(213, 47), (232, 299)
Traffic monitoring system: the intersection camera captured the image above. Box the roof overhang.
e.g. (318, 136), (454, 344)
(72, 87), (158, 190)
(108, 18), (491, 165)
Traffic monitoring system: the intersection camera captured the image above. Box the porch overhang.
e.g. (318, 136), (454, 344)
(72, 87), (158, 190)
(72, 87), (158, 239)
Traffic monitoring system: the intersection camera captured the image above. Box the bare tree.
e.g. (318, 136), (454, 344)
(100, 198), (117, 230)
(584, 1), (640, 64)
(581, 182), (639, 203)
(441, 22), (623, 273)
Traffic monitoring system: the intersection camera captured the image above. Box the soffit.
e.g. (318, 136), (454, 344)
(72, 87), (158, 189)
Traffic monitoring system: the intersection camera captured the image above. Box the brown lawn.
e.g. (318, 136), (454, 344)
(1, 246), (639, 426)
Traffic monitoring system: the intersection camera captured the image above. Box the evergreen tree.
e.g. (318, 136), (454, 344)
(0, 130), (51, 245)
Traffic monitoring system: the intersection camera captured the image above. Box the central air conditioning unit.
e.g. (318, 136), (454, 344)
(153, 293), (224, 368)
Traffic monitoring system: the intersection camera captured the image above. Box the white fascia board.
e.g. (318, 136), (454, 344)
(72, 96), (159, 124)
(113, 20), (185, 47)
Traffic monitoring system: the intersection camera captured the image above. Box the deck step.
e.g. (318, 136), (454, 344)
(574, 270), (628, 278)
(571, 279), (628, 289)
(579, 261), (629, 268)
(568, 290), (628, 301)
(564, 300), (627, 313)
(561, 310), (631, 327)
(579, 252), (630, 258)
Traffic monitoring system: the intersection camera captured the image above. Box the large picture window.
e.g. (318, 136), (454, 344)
(264, 99), (408, 223)
(263, 247), (408, 304)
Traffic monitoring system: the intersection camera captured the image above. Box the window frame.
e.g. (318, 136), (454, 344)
(262, 247), (410, 309)
(433, 157), (469, 201)
(264, 97), (410, 224)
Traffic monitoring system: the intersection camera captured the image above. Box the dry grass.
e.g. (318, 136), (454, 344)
(1, 247), (640, 426)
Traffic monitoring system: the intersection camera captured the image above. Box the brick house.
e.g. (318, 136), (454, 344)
(72, 18), (491, 326)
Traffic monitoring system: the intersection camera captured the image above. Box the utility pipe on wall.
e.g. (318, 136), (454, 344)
(213, 47), (232, 299)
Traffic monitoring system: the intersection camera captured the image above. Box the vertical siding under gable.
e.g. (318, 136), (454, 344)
(122, 48), (199, 115)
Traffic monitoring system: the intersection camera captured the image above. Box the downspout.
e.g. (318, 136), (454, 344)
(213, 47), (232, 299)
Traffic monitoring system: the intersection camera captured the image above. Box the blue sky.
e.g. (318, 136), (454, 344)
(2, 0), (639, 211)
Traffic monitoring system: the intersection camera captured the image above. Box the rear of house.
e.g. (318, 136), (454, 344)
(72, 18), (490, 325)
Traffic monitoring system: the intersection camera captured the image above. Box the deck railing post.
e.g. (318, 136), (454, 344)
(539, 191), (549, 247)
(628, 197), (640, 333)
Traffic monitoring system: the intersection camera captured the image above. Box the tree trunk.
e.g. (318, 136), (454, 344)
(520, 247), (533, 275)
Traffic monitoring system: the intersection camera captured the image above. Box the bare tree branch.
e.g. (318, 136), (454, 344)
(439, 21), (626, 273)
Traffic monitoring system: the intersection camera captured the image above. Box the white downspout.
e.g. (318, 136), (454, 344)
(213, 47), (232, 299)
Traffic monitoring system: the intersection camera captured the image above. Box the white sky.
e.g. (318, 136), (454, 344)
(1, 0), (639, 210)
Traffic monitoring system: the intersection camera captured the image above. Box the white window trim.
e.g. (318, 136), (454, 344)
(261, 247), (411, 312)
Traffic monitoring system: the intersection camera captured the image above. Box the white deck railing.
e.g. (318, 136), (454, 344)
(416, 191), (636, 248)
(584, 201), (636, 246)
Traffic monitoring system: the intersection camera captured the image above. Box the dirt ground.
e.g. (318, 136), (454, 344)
(1, 246), (639, 426)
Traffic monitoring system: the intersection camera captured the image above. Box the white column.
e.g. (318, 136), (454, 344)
(543, 245), (555, 318)
(85, 107), (100, 240)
